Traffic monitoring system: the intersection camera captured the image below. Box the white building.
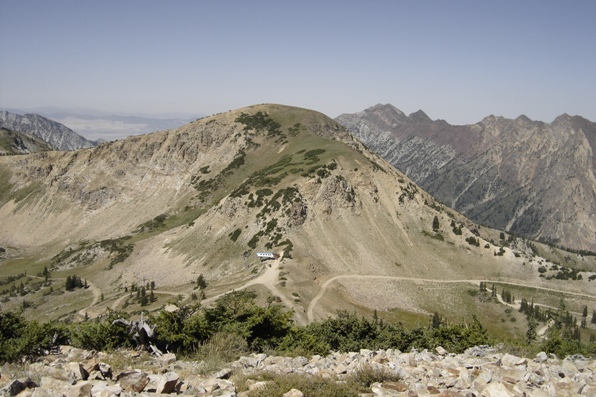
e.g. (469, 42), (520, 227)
(256, 252), (279, 259)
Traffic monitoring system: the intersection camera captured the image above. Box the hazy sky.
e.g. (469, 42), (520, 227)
(1, 1), (595, 124)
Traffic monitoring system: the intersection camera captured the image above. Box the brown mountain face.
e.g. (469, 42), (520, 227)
(336, 104), (596, 253)
(0, 104), (594, 329)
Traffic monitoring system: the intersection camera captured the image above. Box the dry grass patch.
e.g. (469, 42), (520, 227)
(233, 365), (400, 397)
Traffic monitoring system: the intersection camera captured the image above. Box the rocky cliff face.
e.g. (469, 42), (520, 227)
(336, 104), (596, 253)
(0, 111), (96, 151)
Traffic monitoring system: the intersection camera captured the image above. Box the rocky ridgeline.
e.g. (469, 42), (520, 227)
(1, 346), (594, 396)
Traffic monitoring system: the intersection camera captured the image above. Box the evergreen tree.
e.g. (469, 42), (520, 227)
(197, 274), (207, 289)
(582, 305), (588, 318)
(432, 216), (440, 231)
(573, 326), (581, 342)
(431, 312), (442, 329)
(592, 310), (596, 324)
(526, 317), (537, 344)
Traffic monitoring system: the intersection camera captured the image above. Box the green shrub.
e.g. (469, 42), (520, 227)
(0, 312), (68, 363)
(70, 315), (132, 351)
(229, 228), (242, 242)
(303, 149), (326, 163)
(466, 236), (480, 247)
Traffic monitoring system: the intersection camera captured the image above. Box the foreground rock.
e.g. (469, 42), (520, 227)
(0, 346), (594, 396)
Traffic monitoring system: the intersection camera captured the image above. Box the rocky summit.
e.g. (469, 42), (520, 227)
(336, 104), (596, 253)
(0, 346), (593, 396)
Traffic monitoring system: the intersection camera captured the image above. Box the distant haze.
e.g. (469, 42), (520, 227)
(3, 107), (202, 141)
(0, 2), (594, 125)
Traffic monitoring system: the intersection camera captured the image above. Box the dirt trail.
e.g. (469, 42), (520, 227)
(77, 281), (101, 317)
(306, 275), (596, 323)
(200, 259), (307, 326)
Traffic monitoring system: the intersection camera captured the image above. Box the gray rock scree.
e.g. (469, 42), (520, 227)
(0, 345), (594, 396)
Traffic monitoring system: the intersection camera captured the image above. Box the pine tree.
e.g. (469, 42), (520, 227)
(591, 310), (596, 324)
(432, 216), (440, 231)
(582, 305), (588, 318)
(431, 312), (442, 329)
(526, 317), (537, 344)
(197, 274), (207, 289)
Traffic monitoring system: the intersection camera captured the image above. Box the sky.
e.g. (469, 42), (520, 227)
(1, 0), (595, 125)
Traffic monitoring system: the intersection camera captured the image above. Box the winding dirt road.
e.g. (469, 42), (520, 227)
(306, 275), (596, 323)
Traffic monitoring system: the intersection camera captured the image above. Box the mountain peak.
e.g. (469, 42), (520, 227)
(408, 110), (432, 123)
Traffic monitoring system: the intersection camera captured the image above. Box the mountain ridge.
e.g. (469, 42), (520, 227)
(336, 104), (596, 253)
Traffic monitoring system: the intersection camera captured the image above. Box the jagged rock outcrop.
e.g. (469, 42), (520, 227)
(337, 104), (596, 252)
(0, 111), (96, 151)
(1, 346), (593, 396)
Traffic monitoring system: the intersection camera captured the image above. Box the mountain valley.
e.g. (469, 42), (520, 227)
(0, 104), (595, 343)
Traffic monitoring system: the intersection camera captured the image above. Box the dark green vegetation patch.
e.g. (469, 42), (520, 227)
(235, 111), (283, 137)
(51, 236), (134, 270)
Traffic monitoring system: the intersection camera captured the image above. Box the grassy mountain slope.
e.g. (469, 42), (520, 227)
(0, 104), (594, 338)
